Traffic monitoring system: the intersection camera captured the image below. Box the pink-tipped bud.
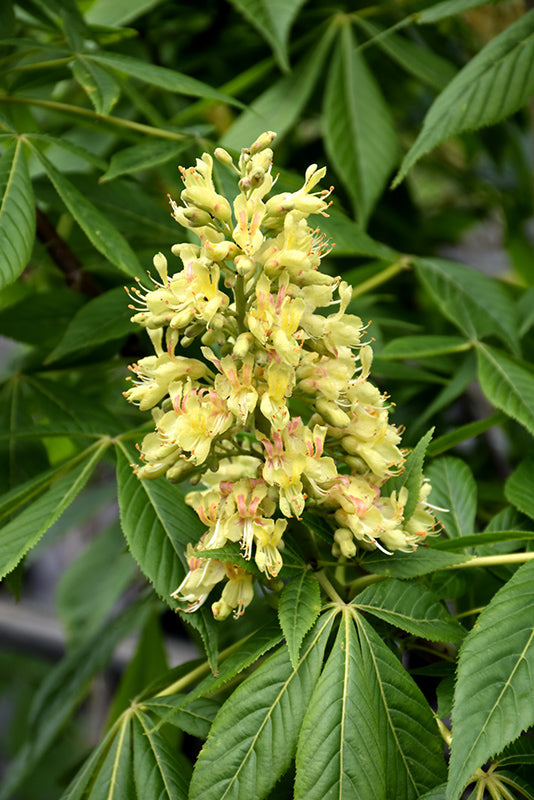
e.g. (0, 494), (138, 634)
(250, 131), (276, 155)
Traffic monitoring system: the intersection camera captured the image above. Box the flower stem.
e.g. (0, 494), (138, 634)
(347, 572), (386, 594)
(351, 255), (411, 298)
(316, 570), (345, 605)
(234, 273), (247, 333)
(154, 635), (249, 698)
(446, 552), (534, 570)
(0, 95), (187, 140)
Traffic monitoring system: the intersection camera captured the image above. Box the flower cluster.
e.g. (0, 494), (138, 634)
(125, 132), (436, 620)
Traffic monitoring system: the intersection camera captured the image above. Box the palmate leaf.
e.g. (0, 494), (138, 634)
(226, 0), (307, 71)
(413, 257), (519, 353)
(115, 443), (218, 669)
(0, 439), (110, 581)
(278, 570), (321, 668)
(447, 559), (534, 800)
(415, 0), (503, 25)
(149, 619), (283, 732)
(47, 286), (140, 362)
(146, 695), (220, 739)
(355, 18), (457, 92)
(31, 147), (145, 280)
(88, 51), (243, 108)
(56, 521), (136, 649)
(387, 427), (434, 523)
(432, 530), (534, 551)
(101, 139), (188, 182)
(1, 598), (152, 800)
(362, 547), (469, 578)
(71, 56), (121, 115)
(354, 578), (465, 643)
(132, 709), (190, 800)
(425, 456), (477, 540)
(380, 335), (470, 360)
(395, 10), (534, 184)
(83, 715), (136, 800)
(477, 344), (534, 437)
(85, 0), (165, 27)
(189, 612), (335, 800)
(505, 454), (534, 520)
(115, 444), (203, 600)
(220, 24), (334, 150)
(324, 22), (397, 227)
(294, 610), (446, 800)
(0, 139), (35, 290)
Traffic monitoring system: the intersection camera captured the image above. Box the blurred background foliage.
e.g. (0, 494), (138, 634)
(1, 0), (534, 797)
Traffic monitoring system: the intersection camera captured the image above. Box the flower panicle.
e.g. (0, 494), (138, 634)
(124, 132), (438, 620)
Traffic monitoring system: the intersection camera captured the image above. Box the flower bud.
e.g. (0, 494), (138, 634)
(316, 398), (351, 428)
(153, 252), (168, 283)
(235, 254), (255, 278)
(250, 131), (276, 155)
(182, 207), (214, 227)
(214, 147), (234, 166)
(233, 332), (254, 358)
(334, 528), (357, 559)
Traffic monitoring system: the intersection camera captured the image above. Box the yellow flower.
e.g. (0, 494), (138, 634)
(158, 384), (234, 465)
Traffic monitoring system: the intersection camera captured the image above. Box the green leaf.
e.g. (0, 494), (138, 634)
(149, 619), (283, 731)
(354, 578), (465, 643)
(189, 612), (335, 800)
(0, 288), (85, 348)
(146, 695), (220, 739)
(32, 147), (144, 279)
(362, 547), (469, 578)
(447, 559), (534, 800)
(226, 0), (307, 71)
(416, 0), (509, 25)
(56, 520), (135, 649)
(278, 571), (321, 668)
(59, 723), (122, 800)
(0, 439), (109, 580)
(312, 202), (397, 259)
(505, 454), (534, 520)
(47, 287), (139, 362)
(89, 51), (243, 108)
(71, 56), (121, 115)
(425, 456), (477, 540)
(380, 335), (471, 359)
(0, 598), (152, 800)
(132, 709), (190, 800)
(0, 140), (35, 289)
(84, 714), (136, 800)
(412, 352), (476, 434)
(324, 23), (397, 226)
(427, 412), (505, 457)
(431, 530), (534, 551)
(115, 443), (218, 669)
(0, 374), (123, 439)
(193, 544), (262, 575)
(106, 610), (168, 727)
(477, 343), (534, 436)
(115, 444), (204, 603)
(417, 785), (447, 800)
(355, 18), (457, 92)
(395, 11), (534, 184)
(390, 427), (434, 522)
(101, 139), (188, 182)
(220, 26), (334, 150)
(294, 611), (446, 799)
(85, 0), (164, 27)
(413, 257), (519, 353)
